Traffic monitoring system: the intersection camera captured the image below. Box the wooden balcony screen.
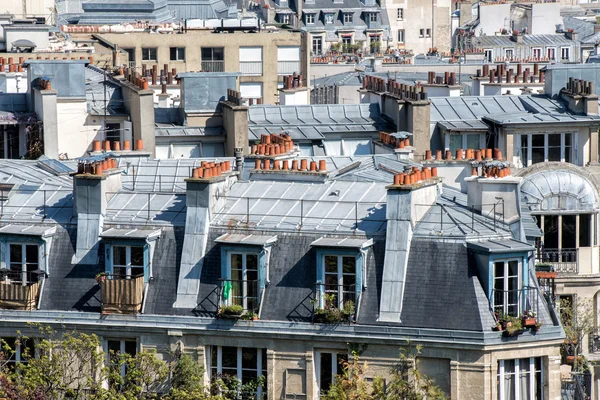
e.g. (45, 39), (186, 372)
(0, 282), (40, 310)
(101, 276), (144, 314)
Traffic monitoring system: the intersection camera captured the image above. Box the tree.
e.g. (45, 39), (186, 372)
(323, 343), (447, 400)
(560, 297), (596, 372)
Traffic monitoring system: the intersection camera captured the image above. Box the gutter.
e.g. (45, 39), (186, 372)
(0, 310), (564, 349)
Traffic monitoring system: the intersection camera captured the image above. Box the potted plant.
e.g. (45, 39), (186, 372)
(503, 316), (524, 337)
(95, 272), (107, 284)
(534, 321), (542, 332)
(521, 310), (537, 328)
(240, 312), (259, 321)
(219, 304), (244, 319)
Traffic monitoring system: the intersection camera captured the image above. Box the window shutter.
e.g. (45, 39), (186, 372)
(239, 47), (263, 62)
(277, 46), (300, 61)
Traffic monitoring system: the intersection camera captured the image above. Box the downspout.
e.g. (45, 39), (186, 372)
(141, 282), (150, 314)
(432, 0), (435, 51)
(357, 247), (369, 321)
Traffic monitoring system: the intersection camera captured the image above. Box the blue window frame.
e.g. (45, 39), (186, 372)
(315, 248), (364, 309)
(0, 236), (47, 284)
(488, 253), (529, 317)
(104, 241), (150, 282)
(220, 245), (268, 312)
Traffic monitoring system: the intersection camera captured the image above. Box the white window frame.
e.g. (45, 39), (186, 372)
(112, 245), (144, 278)
(504, 48), (514, 59)
(208, 346), (264, 397)
(484, 49), (493, 62)
(325, 13), (334, 24)
(519, 132), (574, 167)
(169, 47), (185, 61)
(312, 36), (323, 54)
(320, 254), (357, 309)
(343, 13), (353, 23)
(397, 8), (403, 20)
(547, 47), (556, 61)
(492, 258), (521, 317)
(1, 337), (35, 365)
(226, 251), (259, 310)
(314, 350), (349, 396)
(104, 339), (137, 379)
(306, 13), (315, 24)
(561, 46), (570, 61)
(497, 358), (543, 400)
(398, 29), (405, 43)
(280, 14), (290, 24)
(368, 13), (377, 23)
(532, 47), (542, 59)
(7, 243), (39, 285)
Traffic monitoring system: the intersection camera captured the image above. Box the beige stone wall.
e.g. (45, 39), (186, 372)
(132, 334), (562, 400)
(84, 31), (308, 105)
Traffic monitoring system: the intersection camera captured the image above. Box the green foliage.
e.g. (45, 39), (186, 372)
(314, 295), (355, 323)
(219, 304), (244, 315)
(560, 297), (596, 371)
(323, 343), (447, 400)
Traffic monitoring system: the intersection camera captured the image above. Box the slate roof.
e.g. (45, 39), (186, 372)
(474, 34), (574, 47)
(85, 65), (128, 116)
(247, 103), (393, 141)
(210, 180), (388, 234)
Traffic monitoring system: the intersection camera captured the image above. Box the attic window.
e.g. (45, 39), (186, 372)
(329, 190), (340, 197)
(471, 102), (479, 107)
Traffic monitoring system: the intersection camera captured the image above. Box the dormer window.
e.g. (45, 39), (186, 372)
(368, 13), (378, 23)
(493, 259), (521, 316)
(325, 13), (334, 24)
(343, 13), (353, 24)
(224, 251), (259, 311)
(322, 254), (356, 308)
(306, 13), (315, 24)
(216, 234), (277, 315)
(112, 245), (144, 279)
(8, 244), (39, 284)
(311, 237), (373, 320)
(279, 14), (291, 24)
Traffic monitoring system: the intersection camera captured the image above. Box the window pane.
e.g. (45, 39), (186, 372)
(246, 254), (258, 271)
(548, 134), (561, 147)
(544, 215), (559, 249)
(25, 245), (38, 264)
(562, 215), (576, 249)
(320, 352), (333, 392)
(242, 348), (257, 370)
(342, 257), (355, 274)
(231, 254), (243, 271)
(130, 247), (144, 266)
(9, 244), (22, 263)
(114, 246), (126, 266)
(325, 256), (337, 273)
(221, 346), (237, 369)
(449, 135), (462, 153)
(580, 214), (591, 247)
(547, 146), (561, 162)
(508, 260), (519, 277)
(113, 267), (126, 276)
(531, 134), (545, 164)
(466, 134), (479, 149)
(124, 340), (136, 356)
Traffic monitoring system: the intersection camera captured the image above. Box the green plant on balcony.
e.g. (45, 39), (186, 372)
(95, 272), (107, 284)
(521, 309), (537, 328)
(503, 317), (524, 337)
(314, 294), (355, 323)
(535, 263), (554, 272)
(240, 311), (259, 321)
(219, 304), (244, 319)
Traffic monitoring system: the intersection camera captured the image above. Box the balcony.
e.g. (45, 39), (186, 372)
(535, 248), (578, 274)
(0, 278), (40, 310)
(239, 61), (263, 76)
(218, 279), (260, 318)
(492, 286), (540, 318)
(100, 274), (144, 314)
(201, 60), (224, 72)
(278, 60), (301, 75)
(313, 283), (357, 323)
